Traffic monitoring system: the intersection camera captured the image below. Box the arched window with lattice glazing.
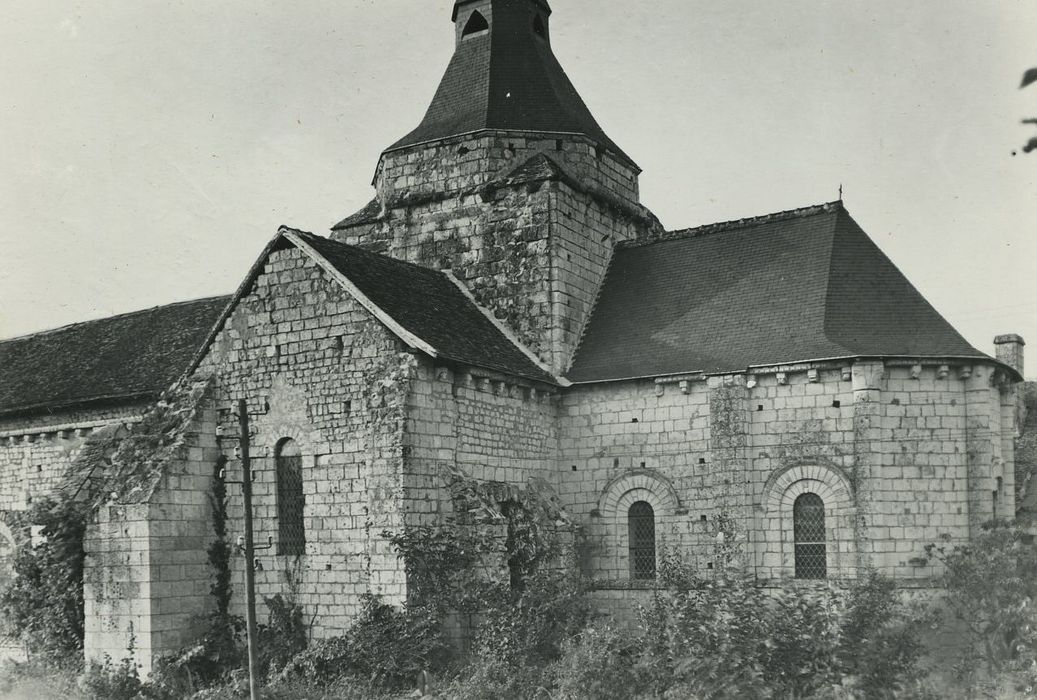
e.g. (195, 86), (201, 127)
(276, 438), (305, 556)
(793, 492), (826, 579)
(628, 501), (656, 580)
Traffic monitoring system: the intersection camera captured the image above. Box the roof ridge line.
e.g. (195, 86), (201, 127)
(619, 200), (843, 250)
(0, 294), (231, 345)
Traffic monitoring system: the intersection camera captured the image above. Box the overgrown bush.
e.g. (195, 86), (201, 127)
(0, 495), (87, 663)
(926, 522), (1037, 696)
(623, 569), (932, 700)
(385, 523), (502, 614)
(257, 593), (308, 678)
(77, 654), (148, 700)
(548, 624), (645, 700)
(281, 593), (449, 689)
(472, 570), (588, 669)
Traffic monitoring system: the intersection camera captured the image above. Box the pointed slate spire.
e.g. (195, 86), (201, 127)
(386, 0), (635, 168)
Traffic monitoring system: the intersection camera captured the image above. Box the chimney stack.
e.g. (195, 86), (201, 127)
(994, 334), (1025, 377)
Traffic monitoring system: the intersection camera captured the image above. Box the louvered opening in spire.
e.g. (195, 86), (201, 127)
(461, 10), (489, 38)
(386, 0), (634, 168)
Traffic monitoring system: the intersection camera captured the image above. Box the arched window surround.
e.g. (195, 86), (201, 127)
(597, 470), (680, 581)
(760, 463), (856, 580)
(275, 437), (305, 556)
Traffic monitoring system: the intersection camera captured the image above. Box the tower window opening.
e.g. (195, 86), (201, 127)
(533, 14), (547, 38)
(628, 501), (656, 580)
(793, 492), (826, 579)
(462, 11), (489, 38)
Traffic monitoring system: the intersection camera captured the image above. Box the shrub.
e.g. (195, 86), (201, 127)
(472, 570), (589, 669)
(257, 593), (308, 678)
(281, 594), (450, 689)
(549, 624), (645, 700)
(628, 570), (929, 700)
(77, 654), (148, 700)
(0, 496), (87, 663)
(837, 570), (929, 697)
(147, 611), (245, 698)
(926, 522), (1037, 695)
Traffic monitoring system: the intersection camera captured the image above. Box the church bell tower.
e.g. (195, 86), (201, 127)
(332, 0), (661, 374)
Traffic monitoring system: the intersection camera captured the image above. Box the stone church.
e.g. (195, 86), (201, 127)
(0, 0), (1028, 670)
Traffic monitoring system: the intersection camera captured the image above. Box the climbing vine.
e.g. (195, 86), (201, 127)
(0, 495), (88, 663)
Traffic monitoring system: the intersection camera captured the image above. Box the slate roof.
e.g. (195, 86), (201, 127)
(567, 202), (996, 383)
(289, 231), (557, 385)
(0, 296), (229, 417)
(387, 0), (635, 168)
(332, 198), (381, 231)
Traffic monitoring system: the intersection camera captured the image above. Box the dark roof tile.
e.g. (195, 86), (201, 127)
(567, 203), (992, 382)
(388, 0), (634, 168)
(0, 296), (229, 417)
(292, 231), (556, 384)
(331, 198), (382, 231)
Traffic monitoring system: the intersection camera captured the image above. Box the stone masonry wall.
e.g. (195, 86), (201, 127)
(197, 244), (412, 639)
(0, 403), (147, 514)
(335, 133), (652, 374)
(83, 398), (218, 674)
(375, 133), (639, 209)
(403, 357), (558, 530)
(557, 360), (1017, 589)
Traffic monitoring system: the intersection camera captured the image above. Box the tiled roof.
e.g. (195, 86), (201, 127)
(332, 198), (382, 231)
(0, 296), (229, 417)
(388, 0), (635, 168)
(567, 202), (993, 382)
(289, 231), (557, 385)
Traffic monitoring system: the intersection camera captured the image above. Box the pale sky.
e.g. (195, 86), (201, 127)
(1, 1), (1035, 376)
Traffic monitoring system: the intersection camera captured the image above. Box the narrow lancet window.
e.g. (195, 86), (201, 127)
(628, 501), (656, 580)
(793, 493), (826, 579)
(276, 438), (305, 556)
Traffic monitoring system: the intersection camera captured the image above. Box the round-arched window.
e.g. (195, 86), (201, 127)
(276, 439), (305, 556)
(793, 493), (826, 579)
(628, 501), (656, 580)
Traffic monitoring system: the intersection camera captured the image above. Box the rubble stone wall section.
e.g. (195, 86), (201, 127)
(336, 134), (647, 373)
(375, 133), (639, 208)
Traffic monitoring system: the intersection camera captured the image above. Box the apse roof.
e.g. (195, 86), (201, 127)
(0, 296), (229, 417)
(567, 202), (999, 383)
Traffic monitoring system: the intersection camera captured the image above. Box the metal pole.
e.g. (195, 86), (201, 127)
(238, 399), (260, 700)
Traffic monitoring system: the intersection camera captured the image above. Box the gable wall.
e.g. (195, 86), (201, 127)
(195, 245), (414, 638)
